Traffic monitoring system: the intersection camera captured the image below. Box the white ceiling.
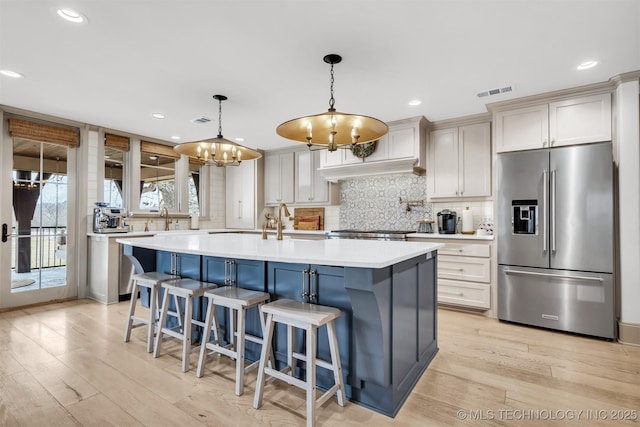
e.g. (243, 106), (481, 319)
(1, 1), (639, 151)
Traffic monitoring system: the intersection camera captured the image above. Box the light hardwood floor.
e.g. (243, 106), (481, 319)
(0, 299), (638, 426)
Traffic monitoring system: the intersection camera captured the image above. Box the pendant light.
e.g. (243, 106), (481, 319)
(174, 95), (262, 166)
(276, 54), (388, 151)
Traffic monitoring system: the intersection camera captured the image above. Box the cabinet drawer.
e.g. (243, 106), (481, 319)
(438, 255), (490, 283)
(438, 242), (490, 258)
(438, 279), (490, 309)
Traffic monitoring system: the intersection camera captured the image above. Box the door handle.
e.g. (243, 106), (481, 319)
(301, 269), (309, 300)
(550, 169), (557, 253)
(542, 170), (548, 253)
(2, 224), (9, 243)
(504, 269), (603, 283)
(309, 270), (317, 302)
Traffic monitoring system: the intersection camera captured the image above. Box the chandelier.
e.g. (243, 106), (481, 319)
(174, 95), (262, 166)
(276, 54), (388, 151)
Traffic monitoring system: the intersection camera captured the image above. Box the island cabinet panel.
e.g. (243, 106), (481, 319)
(267, 262), (353, 398)
(343, 253), (438, 417)
(202, 256), (267, 361)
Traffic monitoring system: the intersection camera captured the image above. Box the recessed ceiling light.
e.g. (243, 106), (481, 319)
(55, 8), (88, 24)
(171, 136), (181, 140)
(577, 60), (598, 70)
(234, 137), (245, 142)
(0, 69), (24, 78)
(408, 99), (422, 106)
(152, 113), (165, 119)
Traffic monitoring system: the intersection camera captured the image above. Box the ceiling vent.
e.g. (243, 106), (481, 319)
(191, 116), (211, 124)
(477, 84), (514, 98)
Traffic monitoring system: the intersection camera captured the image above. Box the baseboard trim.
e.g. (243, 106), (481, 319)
(618, 320), (640, 346)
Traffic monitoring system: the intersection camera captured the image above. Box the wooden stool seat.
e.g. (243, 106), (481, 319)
(153, 278), (218, 372)
(123, 254), (178, 353)
(253, 299), (346, 427)
(196, 286), (272, 396)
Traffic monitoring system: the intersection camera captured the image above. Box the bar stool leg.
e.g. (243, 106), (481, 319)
(253, 312), (275, 409)
(235, 306), (246, 396)
(257, 302), (276, 369)
(287, 324), (294, 376)
(124, 280), (139, 343)
(153, 289), (170, 358)
(182, 294), (193, 372)
(146, 285), (157, 353)
(306, 325), (317, 427)
(196, 296), (219, 378)
(327, 320), (346, 406)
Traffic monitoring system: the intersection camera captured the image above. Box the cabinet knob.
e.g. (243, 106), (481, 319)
(542, 139), (548, 147)
(551, 139), (555, 146)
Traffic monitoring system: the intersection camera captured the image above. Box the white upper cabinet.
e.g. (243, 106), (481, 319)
(264, 151), (294, 206)
(549, 94), (612, 147)
(428, 122), (491, 199)
(318, 116), (427, 181)
(226, 161), (256, 229)
(494, 93), (611, 153)
(295, 150), (329, 204)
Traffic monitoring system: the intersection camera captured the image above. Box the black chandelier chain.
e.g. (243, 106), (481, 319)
(217, 98), (223, 137)
(328, 62), (336, 111)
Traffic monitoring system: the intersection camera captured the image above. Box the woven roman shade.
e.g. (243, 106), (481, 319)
(9, 118), (79, 147)
(140, 140), (180, 159)
(189, 157), (205, 166)
(105, 133), (130, 151)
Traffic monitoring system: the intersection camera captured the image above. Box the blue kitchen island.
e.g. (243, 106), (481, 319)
(117, 233), (442, 417)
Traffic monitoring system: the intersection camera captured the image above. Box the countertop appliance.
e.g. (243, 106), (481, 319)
(437, 209), (457, 234)
(497, 142), (615, 339)
(93, 206), (129, 233)
(325, 229), (416, 241)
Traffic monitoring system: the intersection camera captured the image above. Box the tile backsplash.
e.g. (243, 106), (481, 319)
(338, 174), (493, 232)
(339, 174), (431, 230)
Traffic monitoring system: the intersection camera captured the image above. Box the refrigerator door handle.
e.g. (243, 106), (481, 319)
(542, 170), (548, 253)
(503, 269), (604, 283)
(550, 169), (557, 253)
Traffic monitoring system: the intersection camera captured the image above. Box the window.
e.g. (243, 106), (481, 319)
(139, 153), (176, 210)
(104, 146), (124, 208)
(188, 161), (202, 216)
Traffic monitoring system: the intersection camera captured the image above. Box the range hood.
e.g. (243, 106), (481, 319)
(319, 158), (424, 182)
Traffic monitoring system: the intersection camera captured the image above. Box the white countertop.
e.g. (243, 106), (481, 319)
(410, 232), (494, 241)
(88, 228), (327, 238)
(116, 233), (442, 269)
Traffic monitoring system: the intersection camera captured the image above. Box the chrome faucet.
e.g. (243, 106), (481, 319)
(160, 206), (170, 231)
(277, 202), (291, 240)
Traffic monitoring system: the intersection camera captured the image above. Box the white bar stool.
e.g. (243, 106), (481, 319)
(123, 254), (178, 353)
(153, 278), (217, 372)
(196, 286), (273, 396)
(253, 298), (346, 427)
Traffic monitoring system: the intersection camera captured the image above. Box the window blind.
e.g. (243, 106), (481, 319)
(9, 118), (79, 147)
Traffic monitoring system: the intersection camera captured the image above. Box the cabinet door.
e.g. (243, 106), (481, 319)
(226, 162), (255, 229)
(280, 152), (295, 204)
(311, 265), (351, 391)
(458, 122), (491, 197)
(264, 154), (280, 205)
(549, 93), (611, 147)
(429, 128), (459, 198)
(387, 126), (416, 159)
(295, 150), (328, 204)
(495, 104), (549, 152)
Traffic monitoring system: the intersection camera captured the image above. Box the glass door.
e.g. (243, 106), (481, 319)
(0, 136), (77, 308)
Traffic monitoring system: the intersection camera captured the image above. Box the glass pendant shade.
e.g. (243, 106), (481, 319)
(276, 54), (388, 151)
(174, 95), (262, 166)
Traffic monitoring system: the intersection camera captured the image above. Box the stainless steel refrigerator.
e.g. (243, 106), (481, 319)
(497, 142), (615, 339)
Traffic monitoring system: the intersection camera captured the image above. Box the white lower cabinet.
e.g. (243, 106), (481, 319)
(411, 237), (493, 310)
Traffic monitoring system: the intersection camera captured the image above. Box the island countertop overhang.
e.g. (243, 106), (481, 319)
(116, 233), (443, 268)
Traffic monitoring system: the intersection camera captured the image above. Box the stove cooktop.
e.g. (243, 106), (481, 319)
(325, 229), (417, 240)
(330, 229), (417, 234)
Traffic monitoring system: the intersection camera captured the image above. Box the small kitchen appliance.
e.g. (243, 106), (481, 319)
(93, 203), (129, 233)
(437, 209), (457, 234)
(417, 220), (434, 233)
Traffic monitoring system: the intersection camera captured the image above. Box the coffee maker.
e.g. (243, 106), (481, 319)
(93, 204), (129, 233)
(437, 209), (457, 234)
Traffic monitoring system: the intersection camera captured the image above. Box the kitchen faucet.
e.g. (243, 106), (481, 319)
(277, 202), (291, 241)
(160, 206), (170, 231)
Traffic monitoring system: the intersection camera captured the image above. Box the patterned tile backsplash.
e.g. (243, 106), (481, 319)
(338, 174), (494, 232)
(339, 174), (431, 230)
